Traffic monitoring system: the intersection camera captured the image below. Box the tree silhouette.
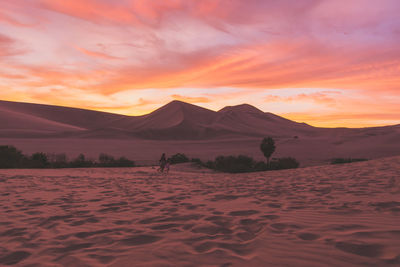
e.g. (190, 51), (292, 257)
(260, 137), (276, 167)
(30, 152), (49, 168)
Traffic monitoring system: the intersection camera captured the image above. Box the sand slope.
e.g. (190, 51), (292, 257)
(3, 99), (398, 140)
(0, 100), (316, 139)
(0, 157), (399, 266)
(1, 99), (399, 166)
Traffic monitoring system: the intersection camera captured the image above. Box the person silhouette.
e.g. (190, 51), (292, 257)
(158, 153), (167, 173)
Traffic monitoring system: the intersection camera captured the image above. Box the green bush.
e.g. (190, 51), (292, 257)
(97, 153), (135, 167)
(202, 155), (299, 173)
(270, 157), (299, 170)
(0, 145), (135, 169)
(170, 153), (189, 164)
(30, 152), (49, 168)
(98, 153), (115, 167)
(48, 153), (68, 168)
(204, 160), (215, 169)
(114, 157), (135, 167)
(214, 155), (255, 173)
(253, 161), (268, 172)
(69, 154), (94, 168)
(331, 158), (367, 164)
(190, 158), (202, 164)
(0, 145), (25, 168)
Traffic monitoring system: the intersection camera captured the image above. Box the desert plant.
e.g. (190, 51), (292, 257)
(70, 154), (94, 168)
(253, 161), (268, 172)
(30, 152), (49, 168)
(204, 160), (215, 169)
(49, 153), (68, 168)
(190, 158), (202, 164)
(260, 137), (276, 166)
(98, 153), (115, 167)
(214, 155), (255, 173)
(270, 157), (299, 170)
(0, 145), (25, 168)
(170, 153), (189, 164)
(114, 157), (135, 167)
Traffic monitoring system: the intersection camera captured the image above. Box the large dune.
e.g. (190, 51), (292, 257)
(1, 99), (399, 140)
(0, 100), (399, 166)
(0, 157), (399, 266)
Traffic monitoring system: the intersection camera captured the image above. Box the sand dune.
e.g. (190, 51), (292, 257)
(0, 105), (85, 137)
(0, 100), (126, 134)
(1, 100), (398, 140)
(1, 99), (399, 166)
(0, 157), (399, 266)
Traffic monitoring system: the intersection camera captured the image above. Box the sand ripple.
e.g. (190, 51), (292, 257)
(0, 156), (400, 266)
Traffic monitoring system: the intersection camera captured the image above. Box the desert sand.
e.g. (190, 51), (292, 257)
(1, 156), (399, 266)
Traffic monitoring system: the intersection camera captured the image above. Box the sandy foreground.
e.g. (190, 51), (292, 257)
(0, 157), (400, 266)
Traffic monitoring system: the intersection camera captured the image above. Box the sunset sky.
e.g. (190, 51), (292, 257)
(1, 0), (399, 127)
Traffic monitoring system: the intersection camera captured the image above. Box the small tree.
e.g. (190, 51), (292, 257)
(260, 137), (276, 167)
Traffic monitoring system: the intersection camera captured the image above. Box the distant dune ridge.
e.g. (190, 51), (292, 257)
(1, 99), (399, 139)
(0, 99), (399, 166)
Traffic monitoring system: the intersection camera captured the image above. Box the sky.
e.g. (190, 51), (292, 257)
(0, 0), (399, 127)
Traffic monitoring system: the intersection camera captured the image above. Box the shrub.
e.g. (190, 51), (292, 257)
(0, 145), (25, 168)
(202, 155), (299, 173)
(214, 155), (255, 173)
(70, 154), (94, 168)
(253, 161), (268, 172)
(170, 153), (189, 164)
(98, 153), (115, 167)
(48, 153), (68, 168)
(30, 152), (49, 168)
(270, 157), (299, 170)
(204, 160), (215, 169)
(114, 157), (135, 167)
(0, 145), (136, 169)
(190, 158), (202, 165)
(331, 158), (368, 164)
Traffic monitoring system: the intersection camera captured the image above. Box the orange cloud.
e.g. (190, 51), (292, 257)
(264, 92), (339, 106)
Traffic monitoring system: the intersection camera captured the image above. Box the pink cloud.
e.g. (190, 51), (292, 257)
(75, 46), (123, 60)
